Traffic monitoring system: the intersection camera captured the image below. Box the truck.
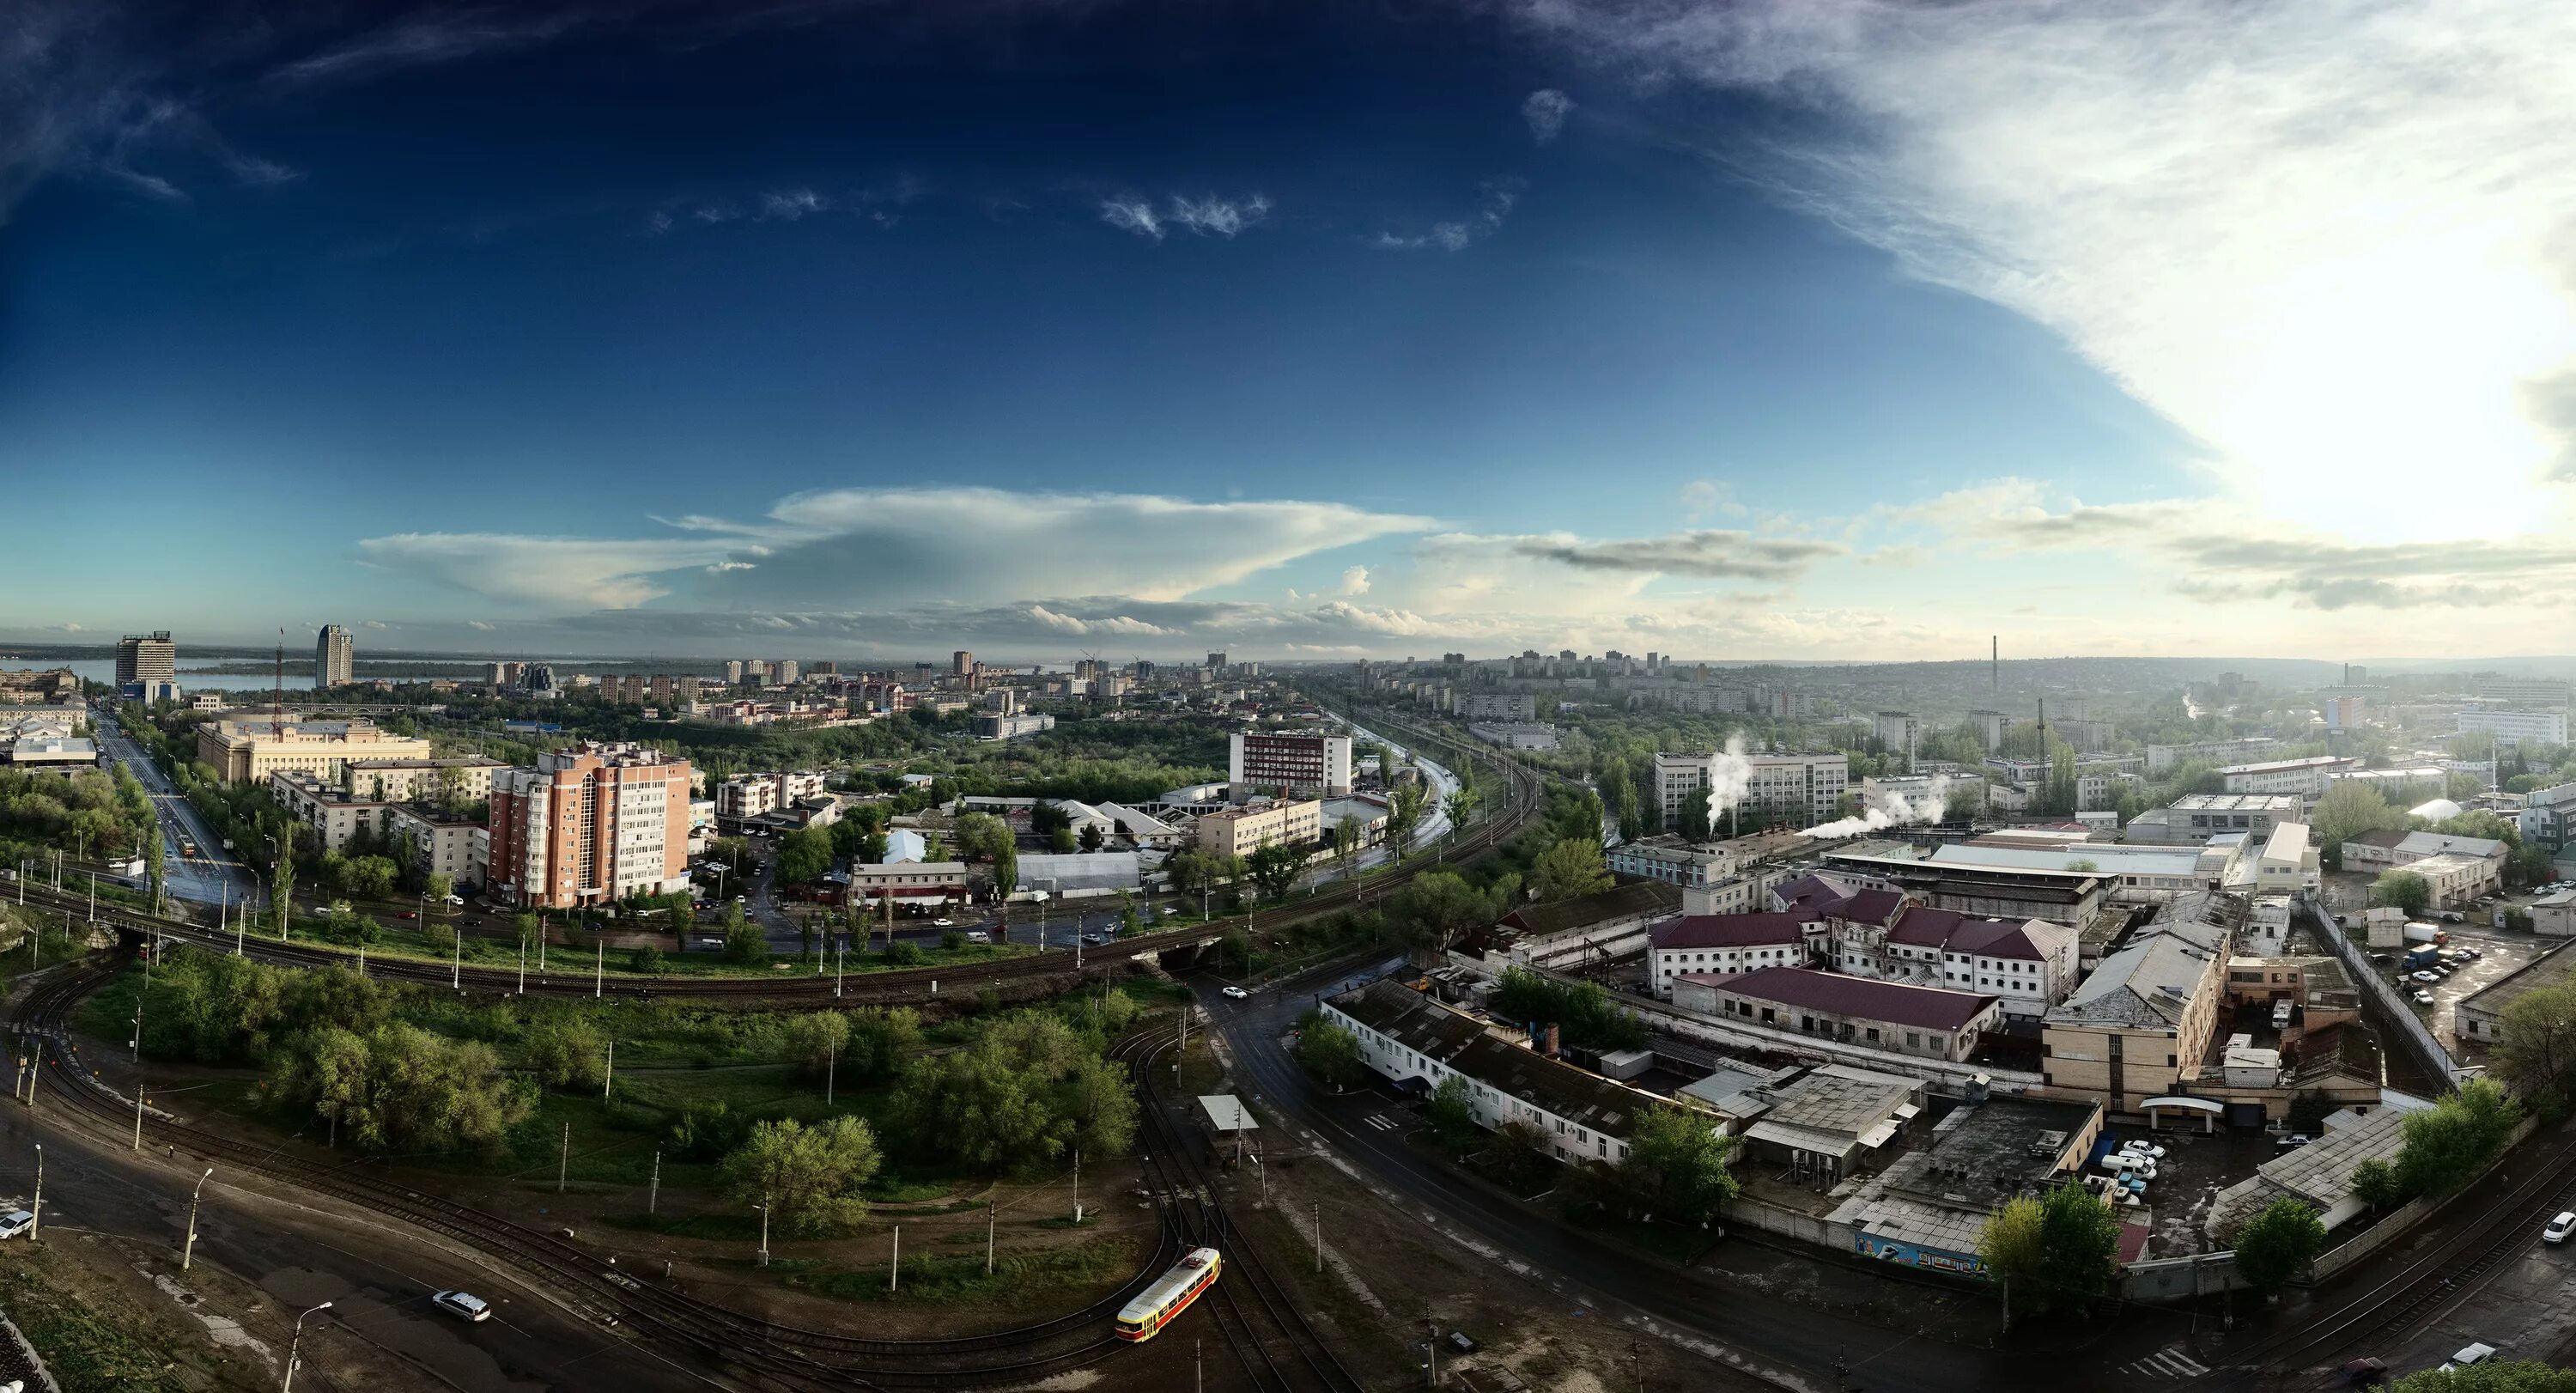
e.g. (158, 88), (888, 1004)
(2403, 944), (2442, 972)
(2403, 922), (2446, 946)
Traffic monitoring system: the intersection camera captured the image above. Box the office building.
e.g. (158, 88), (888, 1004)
(1653, 750), (1849, 830)
(116, 631), (177, 688)
(2218, 756), (2357, 799)
(1459, 693), (1538, 721)
(314, 624), (355, 686)
(952, 650), (975, 676)
(197, 717), (434, 785)
(2472, 677), (2572, 707)
(341, 757), (503, 803)
(1873, 712), (1921, 759)
(488, 742), (694, 909)
(1229, 730), (1353, 798)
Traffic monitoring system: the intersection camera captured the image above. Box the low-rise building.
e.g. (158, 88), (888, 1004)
(2532, 888), (2576, 938)
(1458, 693), (1538, 721)
(2340, 827), (2507, 879)
(1649, 911), (1815, 996)
(1674, 965), (2002, 1063)
(2122, 794), (2303, 846)
(1832, 1095), (2105, 1279)
(844, 860), (970, 903)
(1195, 799), (1322, 858)
(5, 735), (99, 775)
(1467, 721), (1559, 751)
(975, 712), (1057, 741)
(2218, 756), (2358, 800)
(1716, 1064), (1924, 1187)
(1607, 834), (1737, 890)
(1324, 981), (1669, 1166)
(386, 804), (488, 891)
(2459, 709), (2567, 748)
(2040, 891), (2239, 1116)
(2254, 822), (2319, 895)
(268, 770), (396, 851)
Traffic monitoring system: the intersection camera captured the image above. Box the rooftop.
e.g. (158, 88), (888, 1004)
(2168, 794), (2304, 813)
(1653, 910), (1807, 951)
(1682, 965), (1999, 1031)
(1502, 880), (1682, 938)
(1329, 981), (1668, 1138)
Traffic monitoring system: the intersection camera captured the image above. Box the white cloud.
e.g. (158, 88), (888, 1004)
(1679, 479), (1749, 522)
(1372, 179), (1522, 252)
(759, 188), (828, 220)
(464, 619), (495, 631)
(1516, 0), (2576, 541)
(1522, 88), (1575, 143)
(355, 532), (741, 609)
(1103, 193), (1272, 241)
(1100, 198), (1163, 240)
(1338, 565), (1372, 596)
(270, 13), (581, 86)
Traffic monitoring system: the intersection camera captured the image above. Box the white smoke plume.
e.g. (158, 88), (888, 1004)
(1802, 775), (1955, 841)
(1703, 735), (1754, 833)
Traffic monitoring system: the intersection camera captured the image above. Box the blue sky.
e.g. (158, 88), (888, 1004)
(9, 1), (2576, 662)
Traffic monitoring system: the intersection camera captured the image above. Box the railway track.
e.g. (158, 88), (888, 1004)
(2208, 1125), (2576, 1380)
(6, 730), (1540, 1010)
(1130, 1022), (1368, 1393)
(6, 961), (1205, 1389)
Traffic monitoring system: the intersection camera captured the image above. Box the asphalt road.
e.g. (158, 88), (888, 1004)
(0, 1072), (708, 1391)
(1187, 959), (2210, 1393)
(88, 706), (261, 911)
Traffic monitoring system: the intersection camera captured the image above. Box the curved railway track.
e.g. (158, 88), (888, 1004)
(9, 730), (1539, 1009)
(7, 966), (1223, 1388)
(1129, 1025), (1368, 1393)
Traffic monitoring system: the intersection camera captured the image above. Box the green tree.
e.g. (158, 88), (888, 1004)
(1245, 842), (1305, 902)
(1388, 871), (1506, 956)
(845, 1006), (924, 1079)
(1444, 787), (1477, 840)
(1330, 818), (1362, 880)
(1292, 1013), (1367, 1090)
(1979, 1183), (2121, 1320)
(2495, 983), (2576, 1109)
(2372, 870), (2434, 916)
(889, 1013), (1137, 1173)
(2312, 782), (2409, 868)
(1528, 836), (1613, 904)
(2396, 1077), (2521, 1197)
(775, 824), (834, 886)
(1049, 826), (1078, 854)
(2391, 1363), (2576, 1393)
(264, 1023), (533, 1154)
(722, 900), (769, 965)
(1425, 1074), (1479, 1152)
(781, 1010), (851, 1080)
(345, 855), (399, 900)
(720, 1116), (884, 1236)
(1611, 1106), (1740, 1225)
(2349, 1157), (2405, 1210)
(2231, 1198), (2325, 1291)
(1384, 781), (1429, 851)
(143, 824), (165, 913)
(521, 1014), (607, 1090)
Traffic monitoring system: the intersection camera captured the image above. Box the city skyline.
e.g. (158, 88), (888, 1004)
(11, 1), (2576, 662)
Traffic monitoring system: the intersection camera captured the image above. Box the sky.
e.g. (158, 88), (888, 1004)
(9, 0), (2576, 665)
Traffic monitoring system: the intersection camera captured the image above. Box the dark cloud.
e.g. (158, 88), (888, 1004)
(1510, 528), (1843, 579)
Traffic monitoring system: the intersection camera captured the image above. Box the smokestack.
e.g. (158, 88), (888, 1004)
(1992, 636), (1998, 697)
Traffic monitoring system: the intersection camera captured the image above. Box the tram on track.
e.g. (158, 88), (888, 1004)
(1115, 1246), (1222, 1341)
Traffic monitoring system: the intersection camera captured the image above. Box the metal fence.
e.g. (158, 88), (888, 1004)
(2296, 897), (2461, 1092)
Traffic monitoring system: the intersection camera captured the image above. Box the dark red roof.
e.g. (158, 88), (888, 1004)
(1771, 873), (1857, 915)
(1653, 912), (1809, 951)
(1886, 905), (1971, 947)
(1681, 965), (1998, 1031)
(1840, 887), (1908, 926)
(1941, 919), (2048, 960)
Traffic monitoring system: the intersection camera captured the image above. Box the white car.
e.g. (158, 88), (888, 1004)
(2412, 970), (2442, 983)
(1222, 985), (1249, 1000)
(933, 917), (955, 928)
(2441, 1343), (2498, 1372)
(964, 929), (990, 944)
(2120, 1141), (2168, 1159)
(2414, 990), (2436, 1006)
(0, 1211), (31, 1240)
(432, 1290), (492, 1323)
(2546, 1212), (2576, 1244)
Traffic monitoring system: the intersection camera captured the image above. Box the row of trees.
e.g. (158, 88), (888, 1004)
(1490, 965), (1646, 1049)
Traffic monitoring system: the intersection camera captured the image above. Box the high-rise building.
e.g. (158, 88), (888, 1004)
(313, 624), (355, 686)
(1206, 651), (1229, 672)
(116, 631), (177, 687)
(488, 742), (694, 909)
(724, 660), (744, 684)
(775, 660), (800, 685)
(952, 650), (975, 676)
(1229, 730), (1353, 798)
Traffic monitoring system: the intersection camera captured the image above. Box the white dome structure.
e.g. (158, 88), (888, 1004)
(2408, 797), (2464, 822)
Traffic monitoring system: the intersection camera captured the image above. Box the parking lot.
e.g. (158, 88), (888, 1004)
(2323, 872), (2549, 1049)
(2091, 1125), (2277, 1256)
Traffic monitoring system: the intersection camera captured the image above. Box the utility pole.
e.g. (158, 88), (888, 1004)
(1427, 1316), (1438, 1389)
(889, 1225), (901, 1292)
(28, 1145), (39, 1241)
(185, 1166), (213, 1270)
(133, 1084), (146, 1152)
(603, 1039), (615, 1100)
(518, 940), (526, 995)
(987, 1201), (996, 1275)
(648, 1150), (661, 1214)
(557, 1122), (569, 1193)
(594, 940), (603, 999)
(825, 1045), (835, 1106)
(452, 928), (461, 988)
(1072, 1149), (1082, 1225)
(756, 1201), (772, 1268)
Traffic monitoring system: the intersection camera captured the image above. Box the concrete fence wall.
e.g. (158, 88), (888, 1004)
(1726, 1193), (1854, 1251)
(2298, 897), (2461, 1090)
(2124, 1252), (2248, 1300)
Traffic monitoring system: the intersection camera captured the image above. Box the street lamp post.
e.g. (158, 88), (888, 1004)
(28, 1145), (39, 1242)
(756, 1201), (771, 1268)
(185, 1166), (214, 1270)
(281, 1300), (333, 1393)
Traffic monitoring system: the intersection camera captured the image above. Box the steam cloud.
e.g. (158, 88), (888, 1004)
(1802, 775), (1955, 841)
(1703, 735), (1754, 834)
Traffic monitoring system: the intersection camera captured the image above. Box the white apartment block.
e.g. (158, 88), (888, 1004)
(2219, 756), (2357, 800)
(1653, 751), (1849, 830)
(342, 757), (502, 804)
(386, 805), (489, 891)
(1457, 692), (1538, 721)
(2459, 709), (2568, 747)
(2146, 737), (2278, 775)
(2471, 678), (2572, 707)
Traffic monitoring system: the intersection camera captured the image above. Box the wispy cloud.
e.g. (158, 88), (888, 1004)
(1522, 88), (1574, 143)
(1372, 178), (1522, 252)
(760, 187), (828, 220)
(1504, 527), (1844, 580)
(1516, 0), (2576, 541)
(1101, 192), (1271, 241)
(270, 11), (582, 87)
